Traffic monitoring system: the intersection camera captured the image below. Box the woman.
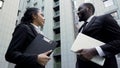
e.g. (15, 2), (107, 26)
(5, 7), (51, 68)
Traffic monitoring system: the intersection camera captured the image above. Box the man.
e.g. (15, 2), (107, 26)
(76, 3), (120, 68)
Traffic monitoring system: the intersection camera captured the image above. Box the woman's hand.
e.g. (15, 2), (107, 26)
(37, 50), (52, 66)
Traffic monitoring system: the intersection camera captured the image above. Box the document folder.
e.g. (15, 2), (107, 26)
(24, 34), (58, 56)
(71, 33), (105, 66)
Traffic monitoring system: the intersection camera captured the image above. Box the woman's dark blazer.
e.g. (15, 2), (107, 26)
(5, 24), (44, 68)
(76, 14), (120, 68)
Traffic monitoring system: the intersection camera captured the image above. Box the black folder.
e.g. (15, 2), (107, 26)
(24, 34), (58, 56)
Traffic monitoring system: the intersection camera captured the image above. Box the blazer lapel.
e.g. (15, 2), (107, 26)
(82, 16), (96, 32)
(27, 24), (38, 37)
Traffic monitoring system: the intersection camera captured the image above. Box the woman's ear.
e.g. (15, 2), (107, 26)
(32, 14), (37, 19)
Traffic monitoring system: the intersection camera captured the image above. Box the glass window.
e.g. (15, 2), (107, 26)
(102, 0), (114, 7)
(72, 0), (79, 24)
(15, 20), (18, 26)
(0, 0), (4, 9)
(102, 0), (108, 2)
(84, 0), (91, 2)
(27, 0), (30, 3)
(34, 2), (37, 6)
(17, 10), (21, 16)
(53, 47), (61, 68)
(41, 6), (44, 11)
(54, 1), (59, 6)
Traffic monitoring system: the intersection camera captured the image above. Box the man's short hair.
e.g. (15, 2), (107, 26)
(84, 3), (95, 14)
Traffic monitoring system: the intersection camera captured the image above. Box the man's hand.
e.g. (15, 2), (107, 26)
(76, 48), (98, 60)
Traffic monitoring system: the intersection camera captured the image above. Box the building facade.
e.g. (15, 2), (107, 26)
(0, 0), (20, 68)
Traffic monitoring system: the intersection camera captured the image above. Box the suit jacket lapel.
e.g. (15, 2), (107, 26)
(82, 16), (96, 32)
(27, 24), (38, 37)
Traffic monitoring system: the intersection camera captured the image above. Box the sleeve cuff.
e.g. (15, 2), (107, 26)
(95, 46), (105, 57)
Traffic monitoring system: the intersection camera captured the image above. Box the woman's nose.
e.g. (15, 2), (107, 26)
(43, 18), (45, 21)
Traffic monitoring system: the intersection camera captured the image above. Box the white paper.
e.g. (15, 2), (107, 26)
(71, 33), (105, 66)
(91, 56), (105, 66)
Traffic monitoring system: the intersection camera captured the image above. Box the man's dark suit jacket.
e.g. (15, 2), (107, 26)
(5, 24), (45, 68)
(76, 14), (120, 68)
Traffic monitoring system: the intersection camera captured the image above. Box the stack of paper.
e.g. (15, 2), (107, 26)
(71, 33), (105, 66)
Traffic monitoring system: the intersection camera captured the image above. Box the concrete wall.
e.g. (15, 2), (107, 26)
(60, 0), (76, 68)
(0, 0), (20, 68)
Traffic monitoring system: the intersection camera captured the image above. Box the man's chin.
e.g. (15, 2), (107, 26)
(79, 19), (82, 22)
(79, 18), (86, 22)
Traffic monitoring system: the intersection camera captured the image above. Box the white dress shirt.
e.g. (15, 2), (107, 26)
(31, 23), (44, 35)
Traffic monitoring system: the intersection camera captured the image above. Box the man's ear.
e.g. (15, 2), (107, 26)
(86, 7), (89, 11)
(87, 7), (92, 13)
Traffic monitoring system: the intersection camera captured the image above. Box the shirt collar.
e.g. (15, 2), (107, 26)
(31, 23), (44, 34)
(31, 23), (40, 29)
(86, 15), (95, 23)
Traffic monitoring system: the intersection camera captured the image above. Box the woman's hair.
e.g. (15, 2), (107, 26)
(20, 7), (39, 24)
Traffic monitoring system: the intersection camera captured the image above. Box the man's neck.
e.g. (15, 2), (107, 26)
(86, 15), (94, 22)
